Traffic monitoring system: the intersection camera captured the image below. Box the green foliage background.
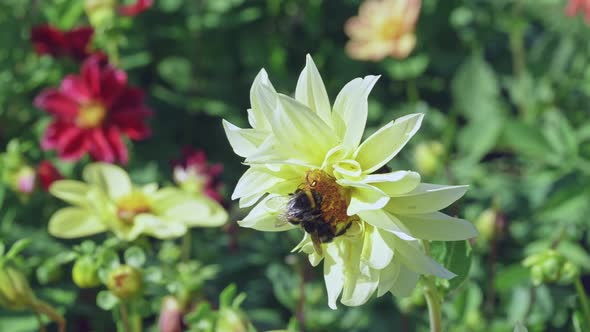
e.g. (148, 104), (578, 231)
(1, 0), (590, 331)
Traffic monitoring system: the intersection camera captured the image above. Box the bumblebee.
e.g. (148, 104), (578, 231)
(283, 170), (353, 255)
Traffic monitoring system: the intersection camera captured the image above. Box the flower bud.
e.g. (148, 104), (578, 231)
(106, 265), (142, 300)
(474, 208), (496, 245)
(559, 261), (579, 283)
(0, 264), (36, 310)
(541, 255), (562, 282)
(85, 0), (116, 27)
(215, 307), (250, 332)
(413, 141), (445, 176)
(14, 166), (36, 195)
(72, 256), (101, 288)
(158, 296), (183, 332)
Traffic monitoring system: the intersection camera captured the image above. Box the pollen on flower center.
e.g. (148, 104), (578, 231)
(77, 101), (107, 128)
(378, 17), (404, 40)
(116, 192), (151, 224)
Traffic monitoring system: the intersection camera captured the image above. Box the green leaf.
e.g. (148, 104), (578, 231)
(495, 265), (530, 292)
(383, 54), (430, 80)
(457, 111), (505, 162)
(219, 284), (237, 308)
(451, 54), (499, 121)
(500, 119), (552, 160)
(157, 56), (193, 92)
(542, 110), (578, 163)
(124, 246), (146, 268)
(430, 240), (473, 291)
(96, 290), (118, 310)
(5, 239), (32, 260)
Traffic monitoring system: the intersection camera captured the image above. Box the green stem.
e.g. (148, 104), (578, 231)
(575, 277), (590, 327)
(119, 302), (132, 332)
(181, 231), (192, 261)
(423, 277), (443, 332)
(421, 240), (443, 332)
(32, 299), (66, 332)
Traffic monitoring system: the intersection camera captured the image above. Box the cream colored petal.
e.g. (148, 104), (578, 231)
(232, 167), (284, 200)
(249, 69), (276, 130)
(295, 54), (332, 126)
(238, 195), (296, 232)
(324, 242), (345, 309)
(389, 263), (420, 297)
(354, 113), (424, 173)
(361, 225), (394, 270)
(271, 94), (338, 165)
(162, 195), (228, 228)
(341, 260), (379, 306)
(332, 159), (362, 180)
(332, 75), (380, 149)
(383, 232), (454, 278)
(377, 258), (401, 297)
(49, 180), (91, 207)
(363, 170), (421, 195)
(82, 163), (132, 200)
(133, 214), (187, 240)
(357, 208), (415, 241)
(222, 120), (269, 158)
(340, 236), (371, 306)
(337, 180), (390, 215)
(395, 212), (477, 241)
(48, 207), (106, 239)
(386, 183), (468, 214)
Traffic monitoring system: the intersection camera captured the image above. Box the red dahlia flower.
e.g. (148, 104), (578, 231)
(172, 148), (224, 202)
(566, 0), (590, 23)
(31, 25), (95, 60)
(34, 55), (151, 164)
(119, 0), (153, 16)
(36, 160), (63, 191)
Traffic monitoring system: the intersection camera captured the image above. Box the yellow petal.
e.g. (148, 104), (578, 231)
(49, 180), (91, 207)
(386, 183), (468, 214)
(83, 163), (132, 200)
(48, 207), (106, 238)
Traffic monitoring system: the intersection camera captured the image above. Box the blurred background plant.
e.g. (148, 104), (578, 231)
(0, 0), (589, 331)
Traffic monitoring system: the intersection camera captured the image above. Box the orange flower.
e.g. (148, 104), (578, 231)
(345, 0), (421, 61)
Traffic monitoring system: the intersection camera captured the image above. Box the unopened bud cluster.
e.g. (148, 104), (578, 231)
(523, 249), (578, 286)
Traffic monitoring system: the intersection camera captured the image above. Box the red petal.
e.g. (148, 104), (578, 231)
(63, 26), (94, 60)
(34, 89), (79, 119)
(88, 128), (115, 163)
(111, 87), (145, 109)
(30, 25), (67, 57)
(56, 127), (88, 161)
(105, 126), (129, 164)
(118, 0), (153, 16)
(60, 74), (92, 103)
(110, 108), (151, 140)
(81, 56), (103, 98)
(37, 160), (63, 191)
(100, 67), (128, 108)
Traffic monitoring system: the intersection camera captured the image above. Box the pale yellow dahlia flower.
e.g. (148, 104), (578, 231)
(223, 55), (476, 309)
(48, 163), (227, 241)
(345, 0), (421, 61)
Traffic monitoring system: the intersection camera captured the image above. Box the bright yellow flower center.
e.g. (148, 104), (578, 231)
(116, 192), (151, 224)
(77, 102), (107, 129)
(378, 17), (404, 41)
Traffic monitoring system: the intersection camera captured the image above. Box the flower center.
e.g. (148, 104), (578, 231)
(77, 102), (107, 129)
(287, 169), (357, 243)
(116, 192), (151, 224)
(378, 17), (404, 41)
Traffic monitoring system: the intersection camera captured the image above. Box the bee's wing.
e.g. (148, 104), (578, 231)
(310, 231), (323, 256)
(265, 195), (291, 229)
